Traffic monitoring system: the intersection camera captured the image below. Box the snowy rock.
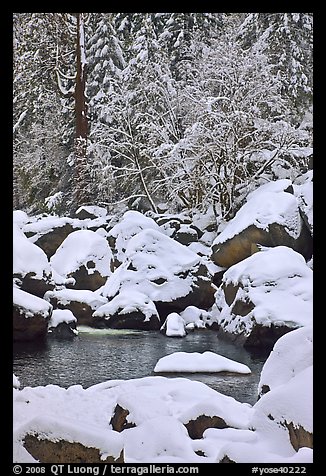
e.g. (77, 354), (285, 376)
(44, 289), (108, 327)
(18, 415), (124, 463)
(75, 205), (109, 220)
(252, 366), (313, 452)
(23, 216), (80, 258)
(48, 309), (77, 339)
(154, 351), (251, 374)
(50, 230), (113, 291)
(13, 223), (53, 298)
(13, 287), (52, 341)
(212, 246), (313, 349)
(101, 228), (215, 322)
(211, 179), (313, 268)
(93, 290), (161, 330)
(258, 326), (313, 398)
(174, 224), (200, 245)
(160, 313), (187, 337)
(108, 210), (161, 265)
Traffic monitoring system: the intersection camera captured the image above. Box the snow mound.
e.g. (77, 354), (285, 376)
(13, 210), (29, 228)
(13, 223), (51, 279)
(108, 210), (161, 263)
(180, 306), (211, 328)
(44, 288), (107, 310)
(13, 287), (52, 319)
(154, 351), (251, 374)
(161, 313), (186, 337)
(50, 229), (112, 279)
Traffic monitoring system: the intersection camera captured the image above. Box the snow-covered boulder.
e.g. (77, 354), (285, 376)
(154, 351), (251, 374)
(93, 290), (160, 330)
(258, 326), (313, 398)
(50, 230), (113, 291)
(23, 215), (81, 258)
(13, 223), (53, 298)
(252, 366), (313, 452)
(13, 287), (52, 341)
(180, 306), (211, 329)
(211, 179), (313, 268)
(160, 312), (187, 337)
(101, 228), (215, 322)
(48, 309), (77, 339)
(107, 210), (161, 265)
(44, 289), (107, 326)
(212, 246), (313, 349)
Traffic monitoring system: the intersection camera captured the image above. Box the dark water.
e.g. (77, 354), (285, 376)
(13, 328), (267, 405)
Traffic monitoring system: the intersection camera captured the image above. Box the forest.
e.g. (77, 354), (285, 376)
(13, 13), (313, 219)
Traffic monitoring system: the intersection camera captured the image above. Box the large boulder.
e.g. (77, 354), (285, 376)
(212, 246), (312, 349)
(50, 230), (113, 291)
(100, 228), (216, 324)
(13, 223), (53, 298)
(257, 326), (313, 398)
(44, 289), (108, 326)
(13, 287), (52, 341)
(211, 179), (313, 268)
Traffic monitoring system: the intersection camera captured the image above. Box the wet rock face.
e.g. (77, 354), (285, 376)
(110, 404), (136, 432)
(13, 306), (51, 342)
(23, 434), (124, 463)
(14, 272), (54, 298)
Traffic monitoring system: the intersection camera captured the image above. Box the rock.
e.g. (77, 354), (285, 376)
(285, 422), (313, 452)
(13, 287), (52, 341)
(100, 228), (216, 324)
(294, 171), (313, 236)
(93, 290), (160, 330)
(174, 224), (199, 245)
(160, 312), (187, 337)
(211, 179), (313, 268)
(185, 414), (228, 439)
(212, 246), (312, 349)
(23, 435), (124, 463)
(257, 326), (313, 399)
(50, 230), (113, 291)
(110, 404), (136, 432)
(44, 289), (108, 327)
(48, 309), (77, 339)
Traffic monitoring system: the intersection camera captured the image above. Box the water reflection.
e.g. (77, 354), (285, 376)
(13, 329), (266, 405)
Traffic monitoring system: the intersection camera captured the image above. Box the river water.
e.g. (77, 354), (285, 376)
(13, 327), (268, 405)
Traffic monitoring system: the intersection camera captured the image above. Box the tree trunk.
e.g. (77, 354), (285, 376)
(74, 13), (89, 206)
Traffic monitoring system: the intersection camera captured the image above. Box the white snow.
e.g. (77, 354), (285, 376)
(48, 309), (77, 328)
(180, 306), (211, 328)
(93, 290), (159, 322)
(108, 210), (161, 263)
(161, 312), (186, 337)
(44, 288), (108, 310)
(258, 326), (313, 396)
(13, 223), (51, 279)
(154, 351), (251, 374)
(13, 287), (52, 318)
(13, 210), (29, 228)
(100, 228), (203, 303)
(213, 246), (312, 334)
(213, 179), (302, 246)
(294, 170), (313, 234)
(50, 229), (113, 279)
